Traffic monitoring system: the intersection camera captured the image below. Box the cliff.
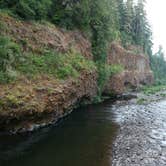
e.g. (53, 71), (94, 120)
(0, 14), (153, 132)
(105, 43), (154, 94)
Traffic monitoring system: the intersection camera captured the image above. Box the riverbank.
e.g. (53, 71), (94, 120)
(1, 86), (166, 166)
(112, 86), (166, 166)
(0, 13), (153, 133)
(136, 85), (166, 104)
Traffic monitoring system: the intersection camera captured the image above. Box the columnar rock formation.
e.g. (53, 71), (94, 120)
(105, 43), (154, 94)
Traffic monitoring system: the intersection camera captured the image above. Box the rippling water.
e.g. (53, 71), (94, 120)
(0, 99), (118, 166)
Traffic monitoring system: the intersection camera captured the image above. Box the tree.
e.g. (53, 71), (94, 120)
(150, 46), (166, 84)
(50, 0), (90, 29)
(0, 0), (52, 20)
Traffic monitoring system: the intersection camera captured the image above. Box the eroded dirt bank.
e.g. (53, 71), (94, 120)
(112, 96), (166, 166)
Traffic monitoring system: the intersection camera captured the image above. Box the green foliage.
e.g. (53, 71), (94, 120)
(0, 36), (21, 71)
(50, 0), (91, 30)
(0, 0), (157, 90)
(142, 85), (166, 95)
(150, 46), (166, 84)
(137, 98), (147, 104)
(90, 0), (114, 63)
(97, 63), (123, 95)
(0, 0), (152, 55)
(0, 20), (7, 34)
(0, 36), (21, 83)
(0, 35), (95, 83)
(17, 50), (96, 80)
(0, 0), (52, 20)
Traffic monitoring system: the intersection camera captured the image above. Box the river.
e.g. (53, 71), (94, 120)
(0, 99), (118, 166)
(1, 97), (166, 166)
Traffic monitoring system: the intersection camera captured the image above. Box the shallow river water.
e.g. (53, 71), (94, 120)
(1, 98), (166, 166)
(0, 100), (118, 166)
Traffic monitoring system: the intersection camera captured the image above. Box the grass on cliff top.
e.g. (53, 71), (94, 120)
(0, 36), (96, 83)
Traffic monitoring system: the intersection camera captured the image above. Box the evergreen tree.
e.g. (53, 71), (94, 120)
(0, 0), (52, 20)
(150, 46), (166, 84)
(132, 0), (146, 45)
(89, 0), (120, 62)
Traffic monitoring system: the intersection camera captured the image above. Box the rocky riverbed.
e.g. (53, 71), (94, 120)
(112, 93), (166, 166)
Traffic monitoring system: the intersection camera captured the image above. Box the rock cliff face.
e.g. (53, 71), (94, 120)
(105, 43), (154, 94)
(0, 15), (153, 132)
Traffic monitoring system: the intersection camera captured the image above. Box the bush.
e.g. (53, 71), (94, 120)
(0, 36), (21, 72)
(17, 50), (96, 80)
(97, 63), (123, 95)
(142, 85), (166, 95)
(0, 36), (21, 83)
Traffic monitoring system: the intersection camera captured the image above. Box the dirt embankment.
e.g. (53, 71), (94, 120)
(0, 14), (153, 132)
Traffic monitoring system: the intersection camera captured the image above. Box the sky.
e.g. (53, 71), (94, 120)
(146, 0), (166, 54)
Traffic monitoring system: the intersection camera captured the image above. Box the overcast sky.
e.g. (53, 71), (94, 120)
(146, 0), (166, 54)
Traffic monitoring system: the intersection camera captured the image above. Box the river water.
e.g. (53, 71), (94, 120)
(0, 99), (118, 166)
(1, 98), (166, 166)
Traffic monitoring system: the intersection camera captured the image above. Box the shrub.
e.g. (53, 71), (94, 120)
(97, 63), (123, 95)
(0, 36), (21, 83)
(17, 50), (96, 80)
(0, 36), (21, 72)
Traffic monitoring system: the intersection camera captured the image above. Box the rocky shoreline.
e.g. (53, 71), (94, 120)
(112, 90), (166, 166)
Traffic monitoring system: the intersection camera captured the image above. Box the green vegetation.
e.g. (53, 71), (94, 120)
(150, 46), (166, 85)
(0, 36), (21, 71)
(97, 63), (123, 95)
(0, 36), (96, 83)
(17, 50), (96, 80)
(137, 98), (147, 104)
(0, 0), (151, 52)
(1, 0), (166, 96)
(142, 85), (166, 95)
(92, 63), (123, 102)
(0, 36), (21, 83)
(0, 0), (52, 20)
